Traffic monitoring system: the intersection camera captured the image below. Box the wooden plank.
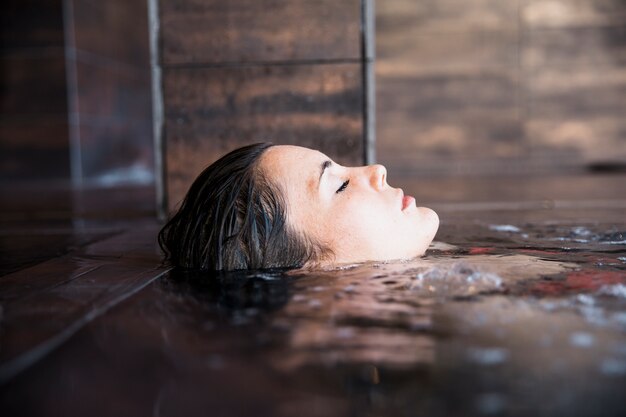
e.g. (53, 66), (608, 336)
(375, 0), (524, 175)
(162, 63), (364, 209)
(523, 26), (626, 162)
(526, 117), (626, 163)
(522, 0), (626, 28)
(159, 0), (361, 64)
(0, 225), (167, 384)
(376, 72), (524, 169)
(377, 0), (518, 33)
(523, 26), (626, 119)
(377, 30), (519, 78)
(69, 0), (151, 67)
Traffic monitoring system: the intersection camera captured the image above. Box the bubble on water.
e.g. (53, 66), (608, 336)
(551, 233), (592, 243)
(618, 257), (626, 263)
(475, 393), (507, 415)
(597, 284), (626, 298)
(600, 358), (626, 376)
(311, 286), (326, 292)
(598, 231), (626, 244)
(579, 305), (607, 326)
(572, 227), (592, 236)
(249, 272), (284, 281)
(467, 347), (509, 365)
(292, 294), (307, 302)
(569, 332), (594, 348)
(610, 311), (626, 327)
(343, 284), (357, 293)
(410, 263), (502, 298)
(539, 298), (571, 312)
(331, 263), (362, 271)
(576, 294), (595, 306)
(489, 224), (521, 233)
(308, 299), (322, 308)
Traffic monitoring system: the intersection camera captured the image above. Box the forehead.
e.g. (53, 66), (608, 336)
(260, 145), (325, 177)
(259, 145), (327, 196)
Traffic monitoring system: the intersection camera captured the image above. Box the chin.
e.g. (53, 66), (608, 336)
(428, 208), (440, 239)
(413, 207), (439, 255)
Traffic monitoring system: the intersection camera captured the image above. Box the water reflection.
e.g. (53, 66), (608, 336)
(164, 252), (581, 370)
(154, 227), (625, 416)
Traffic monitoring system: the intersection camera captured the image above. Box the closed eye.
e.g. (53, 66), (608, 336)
(336, 180), (349, 194)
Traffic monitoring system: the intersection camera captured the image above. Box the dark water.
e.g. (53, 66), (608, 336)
(2, 219), (626, 417)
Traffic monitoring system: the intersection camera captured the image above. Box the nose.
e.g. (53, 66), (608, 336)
(368, 164), (387, 190)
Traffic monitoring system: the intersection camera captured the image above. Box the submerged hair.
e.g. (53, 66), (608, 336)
(158, 143), (328, 271)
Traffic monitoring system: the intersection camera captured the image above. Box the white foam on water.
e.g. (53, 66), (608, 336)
(489, 224), (521, 233)
(572, 227), (592, 236)
(576, 294), (595, 306)
(467, 347), (509, 365)
(569, 332), (595, 348)
(410, 262), (502, 297)
(597, 284), (626, 298)
(600, 358), (626, 376)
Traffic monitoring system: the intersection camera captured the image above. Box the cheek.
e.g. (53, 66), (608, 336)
(326, 198), (397, 243)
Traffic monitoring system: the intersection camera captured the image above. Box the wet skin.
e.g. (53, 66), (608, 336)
(259, 145), (440, 267)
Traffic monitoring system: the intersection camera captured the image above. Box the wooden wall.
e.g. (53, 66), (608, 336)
(0, 0), (70, 181)
(156, 0), (373, 211)
(376, 0), (626, 177)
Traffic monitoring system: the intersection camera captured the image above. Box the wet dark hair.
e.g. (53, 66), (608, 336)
(158, 142), (329, 271)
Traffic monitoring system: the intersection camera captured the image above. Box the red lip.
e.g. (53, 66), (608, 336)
(402, 195), (415, 211)
(399, 188), (415, 211)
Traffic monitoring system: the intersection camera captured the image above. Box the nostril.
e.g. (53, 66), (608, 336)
(372, 164), (387, 189)
(379, 165), (387, 188)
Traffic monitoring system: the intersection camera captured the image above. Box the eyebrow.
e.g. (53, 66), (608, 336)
(319, 160), (332, 187)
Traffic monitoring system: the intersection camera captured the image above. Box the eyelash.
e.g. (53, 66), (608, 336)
(336, 180), (349, 194)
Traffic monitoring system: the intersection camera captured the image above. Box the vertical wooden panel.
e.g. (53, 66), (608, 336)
(160, 0), (362, 64)
(163, 64), (363, 208)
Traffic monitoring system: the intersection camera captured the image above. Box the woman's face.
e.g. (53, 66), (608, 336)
(259, 145), (439, 266)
